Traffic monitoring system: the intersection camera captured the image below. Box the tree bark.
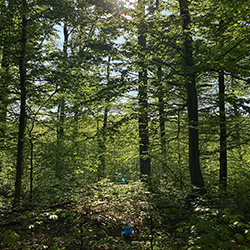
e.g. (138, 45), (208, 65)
(138, 0), (151, 176)
(219, 70), (227, 190)
(97, 108), (108, 180)
(97, 57), (110, 180)
(55, 23), (68, 178)
(0, 1), (13, 138)
(157, 66), (166, 158)
(0, 1), (14, 141)
(178, 0), (204, 189)
(13, 0), (27, 208)
(0, 44), (10, 172)
(57, 23), (68, 139)
(233, 92), (242, 161)
(29, 135), (34, 202)
(0, 45), (9, 139)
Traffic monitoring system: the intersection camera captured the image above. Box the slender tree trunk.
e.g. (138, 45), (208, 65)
(138, 0), (151, 176)
(219, 70), (227, 190)
(230, 77), (242, 161)
(13, 0), (27, 208)
(28, 123), (34, 203)
(97, 57), (110, 180)
(177, 110), (184, 188)
(156, 66), (167, 180)
(178, 0), (204, 189)
(57, 23), (68, 138)
(56, 23), (68, 178)
(29, 135), (34, 202)
(0, 1), (14, 138)
(97, 107), (108, 180)
(0, 45), (9, 172)
(0, 45), (9, 138)
(157, 66), (166, 158)
(233, 97), (242, 161)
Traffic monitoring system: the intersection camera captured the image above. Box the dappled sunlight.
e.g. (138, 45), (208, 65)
(1, 0), (250, 248)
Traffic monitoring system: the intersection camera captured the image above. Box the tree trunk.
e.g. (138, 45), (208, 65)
(57, 23), (68, 139)
(97, 57), (111, 179)
(0, 45), (9, 139)
(56, 23), (68, 178)
(156, 66), (167, 180)
(0, 1), (14, 139)
(178, 0), (204, 189)
(29, 135), (34, 202)
(97, 108), (108, 180)
(0, 44), (10, 172)
(233, 94), (242, 161)
(157, 66), (166, 158)
(219, 70), (227, 190)
(138, 0), (151, 176)
(13, 0), (27, 208)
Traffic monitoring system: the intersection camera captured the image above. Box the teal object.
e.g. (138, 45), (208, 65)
(122, 178), (125, 182)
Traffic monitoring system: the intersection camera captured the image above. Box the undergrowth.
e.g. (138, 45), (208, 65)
(1, 180), (250, 249)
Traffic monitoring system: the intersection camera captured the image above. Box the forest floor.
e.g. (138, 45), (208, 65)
(0, 202), (134, 250)
(0, 181), (176, 250)
(1, 181), (250, 249)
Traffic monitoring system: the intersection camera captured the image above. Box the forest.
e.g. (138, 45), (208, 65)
(0, 0), (250, 249)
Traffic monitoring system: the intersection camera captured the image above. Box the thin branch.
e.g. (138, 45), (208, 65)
(215, 35), (250, 61)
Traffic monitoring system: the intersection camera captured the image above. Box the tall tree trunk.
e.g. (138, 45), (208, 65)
(0, 45), (9, 139)
(97, 57), (110, 180)
(157, 66), (166, 158)
(0, 0), (14, 139)
(138, 0), (151, 176)
(156, 66), (167, 180)
(13, 0), (27, 208)
(57, 23), (68, 138)
(97, 108), (108, 180)
(56, 23), (68, 178)
(178, 0), (204, 189)
(29, 134), (34, 202)
(0, 44), (9, 172)
(233, 94), (242, 161)
(219, 70), (227, 190)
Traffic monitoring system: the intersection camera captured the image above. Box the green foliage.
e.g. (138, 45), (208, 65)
(2, 230), (20, 248)
(173, 199), (250, 249)
(50, 243), (65, 250)
(2, 180), (250, 249)
(1, 0), (250, 248)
